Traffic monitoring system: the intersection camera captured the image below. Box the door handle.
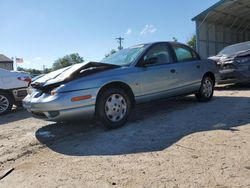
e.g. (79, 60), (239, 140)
(170, 69), (176, 73)
(196, 65), (201, 69)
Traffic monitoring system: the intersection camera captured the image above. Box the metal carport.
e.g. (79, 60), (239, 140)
(192, 0), (250, 58)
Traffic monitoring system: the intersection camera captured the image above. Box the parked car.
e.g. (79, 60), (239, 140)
(23, 42), (219, 128)
(209, 41), (250, 84)
(0, 68), (31, 114)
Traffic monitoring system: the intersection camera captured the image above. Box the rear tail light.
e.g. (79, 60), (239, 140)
(51, 90), (57, 95)
(18, 76), (32, 84)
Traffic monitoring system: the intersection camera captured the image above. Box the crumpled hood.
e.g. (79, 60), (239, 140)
(209, 49), (250, 65)
(31, 62), (120, 92)
(209, 55), (234, 65)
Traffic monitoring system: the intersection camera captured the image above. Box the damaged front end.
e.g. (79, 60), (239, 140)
(23, 62), (120, 121)
(209, 50), (250, 84)
(30, 62), (120, 94)
(209, 56), (237, 71)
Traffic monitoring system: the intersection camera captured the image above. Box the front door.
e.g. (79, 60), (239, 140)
(137, 43), (179, 99)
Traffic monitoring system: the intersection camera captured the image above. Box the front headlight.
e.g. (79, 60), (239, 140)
(50, 88), (58, 95)
(50, 84), (65, 95)
(235, 56), (250, 64)
(27, 86), (34, 95)
(220, 64), (237, 70)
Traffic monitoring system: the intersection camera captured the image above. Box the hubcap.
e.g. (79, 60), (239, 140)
(105, 94), (127, 122)
(202, 78), (213, 97)
(0, 95), (9, 113)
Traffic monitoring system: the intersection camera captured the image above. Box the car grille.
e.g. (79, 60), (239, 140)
(17, 90), (28, 97)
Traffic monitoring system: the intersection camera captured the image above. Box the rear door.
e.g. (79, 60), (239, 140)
(170, 44), (203, 92)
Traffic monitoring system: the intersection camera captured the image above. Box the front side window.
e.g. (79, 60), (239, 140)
(173, 45), (198, 62)
(143, 44), (173, 65)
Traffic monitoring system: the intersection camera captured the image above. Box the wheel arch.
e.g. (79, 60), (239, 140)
(0, 89), (14, 100)
(96, 81), (135, 107)
(0, 89), (14, 114)
(203, 72), (215, 85)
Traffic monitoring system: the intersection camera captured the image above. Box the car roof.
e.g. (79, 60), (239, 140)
(131, 41), (187, 47)
(225, 41), (250, 48)
(157, 41), (190, 46)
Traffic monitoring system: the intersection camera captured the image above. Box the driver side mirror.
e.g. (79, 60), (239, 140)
(143, 57), (158, 66)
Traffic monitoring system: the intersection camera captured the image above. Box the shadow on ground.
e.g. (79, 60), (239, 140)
(0, 108), (31, 125)
(36, 85), (250, 156)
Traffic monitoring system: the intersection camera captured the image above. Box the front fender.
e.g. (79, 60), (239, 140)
(56, 72), (142, 97)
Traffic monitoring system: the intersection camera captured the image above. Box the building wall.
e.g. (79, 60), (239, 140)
(0, 62), (14, 70)
(196, 21), (250, 58)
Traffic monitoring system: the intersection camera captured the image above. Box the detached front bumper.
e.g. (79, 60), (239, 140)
(23, 88), (98, 121)
(218, 69), (250, 84)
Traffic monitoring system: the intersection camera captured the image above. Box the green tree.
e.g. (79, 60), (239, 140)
(52, 53), (84, 71)
(17, 66), (25, 72)
(187, 35), (196, 50)
(17, 67), (43, 75)
(105, 49), (116, 58)
(43, 68), (52, 74)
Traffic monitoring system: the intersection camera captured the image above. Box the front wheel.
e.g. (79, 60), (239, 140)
(195, 76), (214, 102)
(0, 91), (13, 115)
(96, 88), (132, 129)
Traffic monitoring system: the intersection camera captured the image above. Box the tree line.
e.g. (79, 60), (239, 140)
(17, 53), (84, 75)
(18, 35), (196, 75)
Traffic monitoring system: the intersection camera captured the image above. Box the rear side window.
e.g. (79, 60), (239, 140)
(173, 45), (199, 62)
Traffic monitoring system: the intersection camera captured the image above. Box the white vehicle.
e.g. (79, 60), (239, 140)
(0, 68), (31, 114)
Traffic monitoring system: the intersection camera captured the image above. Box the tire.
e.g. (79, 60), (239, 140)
(0, 91), (14, 115)
(195, 76), (214, 102)
(96, 88), (132, 129)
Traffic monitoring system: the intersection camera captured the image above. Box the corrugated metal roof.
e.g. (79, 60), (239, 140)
(0, 54), (13, 63)
(192, 0), (250, 32)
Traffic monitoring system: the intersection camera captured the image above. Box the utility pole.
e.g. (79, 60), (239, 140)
(172, 37), (178, 42)
(11, 57), (17, 71)
(116, 37), (124, 50)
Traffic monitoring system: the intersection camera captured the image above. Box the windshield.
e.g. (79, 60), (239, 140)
(218, 41), (250, 55)
(101, 45), (147, 66)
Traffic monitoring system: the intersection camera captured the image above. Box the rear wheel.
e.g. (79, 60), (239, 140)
(96, 88), (132, 129)
(195, 76), (214, 102)
(0, 91), (13, 115)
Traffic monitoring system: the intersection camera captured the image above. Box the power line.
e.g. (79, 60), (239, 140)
(116, 37), (124, 50)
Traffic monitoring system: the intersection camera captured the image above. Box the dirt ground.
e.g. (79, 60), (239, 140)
(0, 84), (250, 188)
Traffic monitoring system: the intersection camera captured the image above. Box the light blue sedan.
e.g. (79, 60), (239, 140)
(23, 42), (219, 128)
